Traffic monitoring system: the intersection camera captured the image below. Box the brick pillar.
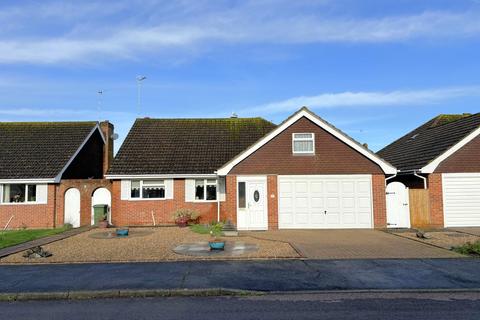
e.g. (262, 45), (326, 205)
(428, 173), (444, 228)
(221, 175), (237, 225)
(267, 175), (278, 230)
(100, 121), (114, 177)
(372, 174), (387, 228)
(111, 180), (121, 226)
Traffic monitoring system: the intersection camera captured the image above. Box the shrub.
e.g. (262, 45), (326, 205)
(452, 241), (480, 256)
(209, 221), (224, 239)
(173, 208), (199, 224)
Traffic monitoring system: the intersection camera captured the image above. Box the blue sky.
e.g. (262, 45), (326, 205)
(1, 0), (480, 152)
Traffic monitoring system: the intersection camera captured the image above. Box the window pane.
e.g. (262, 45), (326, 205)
(238, 182), (246, 209)
(294, 133), (313, 139)
(27, 185), (37, 202)
(131, 180), (140, 198)
(294, 140), (314, 152)
(206, 184), (217, 200)
(143, 180), (164, 186)
(142, 186), (165, 198)
(4, 184), (25, 203)
(195, 180), (204, 200)
(206, 179), (217, 185)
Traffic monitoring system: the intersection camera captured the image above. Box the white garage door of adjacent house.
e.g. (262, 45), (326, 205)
(443, 173), (480, 227)
(278, 175), (373, 229)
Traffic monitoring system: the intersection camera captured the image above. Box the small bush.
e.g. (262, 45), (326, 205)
(173, 208), (199, 224)
(452, 241), (480, 256)
(209, 221), (224, 239)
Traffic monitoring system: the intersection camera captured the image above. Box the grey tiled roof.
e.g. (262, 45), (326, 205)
(0, 122), (98, 179)
(108, 117), (277, 175)
(377, 113), (480, 171)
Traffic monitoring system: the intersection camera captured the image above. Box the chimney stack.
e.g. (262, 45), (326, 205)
(99, 121), (114, 177)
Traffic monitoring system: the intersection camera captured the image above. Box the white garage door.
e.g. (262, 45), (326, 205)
(278, 175), (373, 229)
(443, 173), (480, 227)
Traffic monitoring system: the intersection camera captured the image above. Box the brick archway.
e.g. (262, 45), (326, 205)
(56, 179), (112, 227)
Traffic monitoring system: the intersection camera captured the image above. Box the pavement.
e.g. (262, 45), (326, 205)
(450, 227), (480, 237)
(1, 258), (480, 294)
(2, 292), (480, 320)
(244, 229), (462, 259)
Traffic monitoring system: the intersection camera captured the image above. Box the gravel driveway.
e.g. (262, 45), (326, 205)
(0, 227), (299, 264)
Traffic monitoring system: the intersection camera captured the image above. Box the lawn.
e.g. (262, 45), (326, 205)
(452, 241), (480, 256)
(0, 226), (70, 249)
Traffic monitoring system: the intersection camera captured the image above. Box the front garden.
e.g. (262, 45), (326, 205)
(0, 225), (71, 249)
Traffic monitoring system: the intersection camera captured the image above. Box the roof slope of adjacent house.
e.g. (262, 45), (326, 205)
(107, 117), (277, 176)
(377, 113), (480, 172)
(0, 121), (101, 181)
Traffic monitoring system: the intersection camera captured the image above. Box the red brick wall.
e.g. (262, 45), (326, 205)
(55, 179), (112, 227)
(221, 175), (237, 224)
(435, 134), (480, 173)
(267, 175), (278, 230)
(111, 179), (219, 226)
(230, 117), (383, 175)
(0, 184), (56, 229)
(428, 173), (444, 227)
(372, 174), (387, 228)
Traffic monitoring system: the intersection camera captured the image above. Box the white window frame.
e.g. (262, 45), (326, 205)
(292, 133), (315, 154)
(194, 179), (217, 202)
(130, 180), (166, 200)
(0, 184), (38, 205)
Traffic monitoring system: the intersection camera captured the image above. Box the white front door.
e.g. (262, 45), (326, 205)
(386, 182), (410, 228)
(237, 177), (268, 230)
(64, 188), (81, 228)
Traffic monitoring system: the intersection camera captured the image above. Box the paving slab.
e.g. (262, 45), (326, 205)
(450, 227), (480, 237)
(243, 230), (461, 259)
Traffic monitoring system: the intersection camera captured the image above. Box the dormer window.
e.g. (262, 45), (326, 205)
(292, 133), (315, 154)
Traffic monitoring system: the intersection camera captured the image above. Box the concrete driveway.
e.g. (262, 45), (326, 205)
(449, 227), (480, 236)
(243, 229), (463, 259)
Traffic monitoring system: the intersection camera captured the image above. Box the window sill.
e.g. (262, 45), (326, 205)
(292, 153), (315, 156)
(0, 202), (45, 205)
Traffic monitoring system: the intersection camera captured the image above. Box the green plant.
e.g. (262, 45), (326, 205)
(189, 224), (210, 235)
(209, 222), (224, 240)
(452, 241), (480, 256)
(173, 208), (199, 221)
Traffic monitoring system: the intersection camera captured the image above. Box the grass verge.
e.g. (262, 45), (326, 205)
(452, 241), (480, 256)
(0, 226), (70, 249)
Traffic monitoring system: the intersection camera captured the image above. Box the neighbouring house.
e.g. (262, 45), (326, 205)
(378, 113), (480, 228)
(0, 121), (114, 229)
(106, 107), (396, 230)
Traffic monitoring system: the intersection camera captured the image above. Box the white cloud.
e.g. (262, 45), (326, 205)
(244, 86), (480, 115)
(0, 1), (479, 64)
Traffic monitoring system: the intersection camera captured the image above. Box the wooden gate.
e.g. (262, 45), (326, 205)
(408, 189), (430, 228)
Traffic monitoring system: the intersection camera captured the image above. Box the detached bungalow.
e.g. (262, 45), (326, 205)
(0, 121), (114, 229)
(107, 107), (396, 230)
(378, 113), (480, 228)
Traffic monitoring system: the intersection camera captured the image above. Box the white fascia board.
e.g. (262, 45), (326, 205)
(105, 174), (218, 180)
(0, 178), (55, 184)
(217, 109), (397, 175)
(421, 125), (480, 173)
(54, 124), (104, 183)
